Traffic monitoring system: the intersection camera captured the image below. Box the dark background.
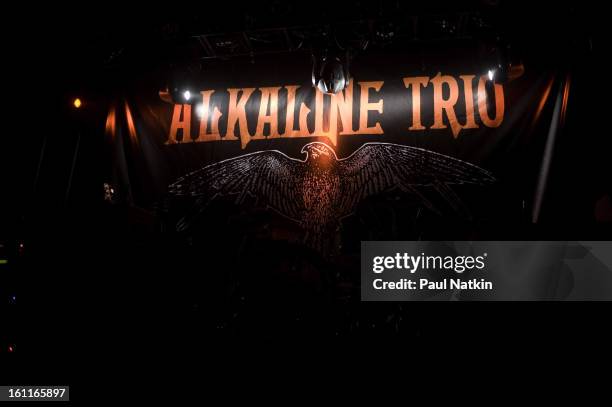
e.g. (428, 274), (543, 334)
(4, 0), (611, 389)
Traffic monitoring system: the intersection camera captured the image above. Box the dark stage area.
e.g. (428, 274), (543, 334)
(5, 0), (612, 393)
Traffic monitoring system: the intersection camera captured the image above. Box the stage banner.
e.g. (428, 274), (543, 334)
(103, 50), (561, 254)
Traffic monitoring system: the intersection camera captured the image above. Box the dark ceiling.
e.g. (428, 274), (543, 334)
(19, 0), (596, 96)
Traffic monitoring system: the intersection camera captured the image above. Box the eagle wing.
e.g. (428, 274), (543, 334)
(168, 150), (305, 230)
(337, 143), (495, 217)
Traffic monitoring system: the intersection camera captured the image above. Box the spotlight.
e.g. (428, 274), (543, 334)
(103, 182), (117, 203)
(73, 98), (82, 109)
(195, 103), (207, 118)
(165, 64), (202, 104)
(486, 61), (514, 84)
(166, 85), (196, 105)
(484, 40), (517, 84)
(312, 51), (350, 95)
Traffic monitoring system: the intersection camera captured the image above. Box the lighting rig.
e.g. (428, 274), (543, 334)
(158, 10), (521, 103)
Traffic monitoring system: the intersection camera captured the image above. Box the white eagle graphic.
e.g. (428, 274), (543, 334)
(168, 142), (495, 250)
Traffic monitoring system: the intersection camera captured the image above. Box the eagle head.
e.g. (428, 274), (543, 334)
(301, 142), (338, 168)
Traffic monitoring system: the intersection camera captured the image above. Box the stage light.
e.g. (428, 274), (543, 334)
(312, 52), (350, 95)
(73, 98), (82, 109)
(103, 182), (116, 202)
(166, 87), (196, 104)
(485, 63), (509, 84)
(165, 66), (199, 104)
(485, 42), (512, 84)
(195, 103), (207, 118)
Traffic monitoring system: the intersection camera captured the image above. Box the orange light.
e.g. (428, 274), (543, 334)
(124, 101), (139, 145)
(105, 106), (116, 138)
(73, 98), (82, 109)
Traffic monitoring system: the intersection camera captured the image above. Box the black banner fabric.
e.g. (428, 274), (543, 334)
(104, 50), (560, 252)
